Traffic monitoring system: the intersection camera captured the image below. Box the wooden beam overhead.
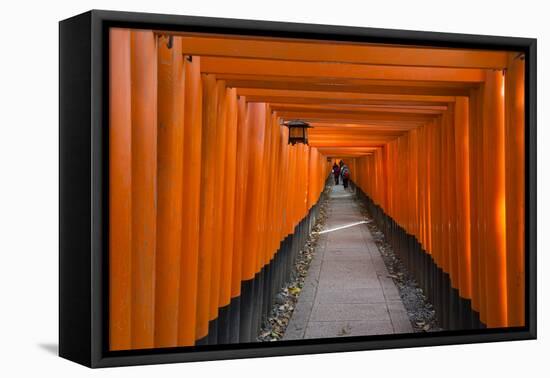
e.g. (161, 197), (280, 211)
(158, 34), (509, 69)
(243, 96), (450, 107)
(227, 80), (472, 96)
(307, 122), (418, 131)
(156, 34), (501, 153)
(308, 140), (390, 147)
(201, 57), (486, 83)
(276, 110), (435, 123)
(268, 103), (447, 115)
(236, 88), (457, 103)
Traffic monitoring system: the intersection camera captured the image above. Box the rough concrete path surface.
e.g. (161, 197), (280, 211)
(284, 184), (413, 339)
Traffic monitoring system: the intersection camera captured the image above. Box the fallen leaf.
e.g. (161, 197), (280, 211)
(288, 287), (301, 295)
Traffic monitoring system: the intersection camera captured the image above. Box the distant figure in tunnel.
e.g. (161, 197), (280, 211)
(332, 162), (341, 185)
(341, 163), (351, 189)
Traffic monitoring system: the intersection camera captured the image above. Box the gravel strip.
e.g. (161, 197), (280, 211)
(257, 188), (330, 342)
(357, 201), (443, 333)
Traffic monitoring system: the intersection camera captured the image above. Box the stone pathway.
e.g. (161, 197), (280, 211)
(284, 184), (413, 339)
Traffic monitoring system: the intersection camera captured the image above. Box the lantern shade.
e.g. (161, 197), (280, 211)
(289, 126), (305, 139)
(281, 119), (312, 145)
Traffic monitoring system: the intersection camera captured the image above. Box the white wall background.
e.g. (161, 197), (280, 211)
(0, 0), (547, 376)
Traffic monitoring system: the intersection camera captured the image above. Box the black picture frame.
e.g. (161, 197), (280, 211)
(59, 9), (537, 368)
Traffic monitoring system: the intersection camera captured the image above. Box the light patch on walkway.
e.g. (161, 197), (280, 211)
(317, 220), (368, 235)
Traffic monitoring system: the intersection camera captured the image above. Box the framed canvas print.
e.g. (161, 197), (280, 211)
(59, 10), (536, 368)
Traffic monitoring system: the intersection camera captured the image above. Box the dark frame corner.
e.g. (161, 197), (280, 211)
(59, 9), (537, 368)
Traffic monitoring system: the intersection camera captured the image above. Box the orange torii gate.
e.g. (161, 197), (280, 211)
(108, 28), (525, 351)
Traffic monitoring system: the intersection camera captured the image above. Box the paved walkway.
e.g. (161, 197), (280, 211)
(284, 184), (412, 340)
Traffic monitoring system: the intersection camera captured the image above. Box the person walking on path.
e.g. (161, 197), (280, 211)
(341, 163), (351, 189)
(332, 162), (341, 185)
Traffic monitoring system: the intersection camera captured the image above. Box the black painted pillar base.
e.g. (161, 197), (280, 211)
(217, 303), (231, 344)
(238, 279), (254, 343)
(228, 296), (241, 343)
(195, 335), (208, 346)
(354, 185), (487, 331)
(196, 189), (328, 345)
(207, 317), (218, 345)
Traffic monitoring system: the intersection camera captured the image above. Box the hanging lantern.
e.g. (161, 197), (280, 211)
(280, 119), (312, 145)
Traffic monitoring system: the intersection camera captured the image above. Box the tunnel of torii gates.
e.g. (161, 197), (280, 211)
(108, 28), (525, 351)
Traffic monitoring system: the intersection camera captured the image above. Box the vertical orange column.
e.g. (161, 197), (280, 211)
(389, 142), (397, 218)
(440, 115), (449, 279)
(424, 124), (431, 251)
(417, 126), (427, 250)
(278, 120), (287, 237)
(209, 80), (228, 324)
(266, 112), (275, 260)
(109, 28), (132, 351)
(275, 118), (286, 244)
(482, 70), (507, 327)
(454, 97), (472, 301)
(479, 85), (490, 325)
(446, 107), (460, 293)
(195, 74), (218, 340)
(274, 116), (281, 252)
(430, 119), (442, 271)
(302, 145), (307, 215)
(257, 108), (272, 271)
(410, 130), (419, 239)
(263, 112), (273, 263)
(258, 105), (271, 273)
(505, 54), (525, 327)
(178, 55), (202, 345)
(268, 112), (282, 256)
(242, 103), (266, 281)
(427, 121), (433, 253)
(368, 153), (374, 204)
(130, 30), (158, 349)
(441, 113), (452, 285)
(386, 145), (392, 216)
(402, 136), (410, 231)
(468, 88), (482, 318)
(155, 36), (185, 347)
(287, 146), (296, 234)
(436, 118), (444, 271)
(422, 126), (426, 249)
(383, 146), (391, 214)
(280, 125), (292, 237)
(301, 145), (310, 217)
(480, 87), (491, 325)
(266, 108), (275, 256)
(275, 114), (285, 249)
(476, 86), (489, 324)
(231, 97), (249, 298)
(308, 148), (317, 208)
(220, 88), (239, 310)
(293, 145), (300, 224)
(395, 139), (400, 223)
(295, 144), (302, 221)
